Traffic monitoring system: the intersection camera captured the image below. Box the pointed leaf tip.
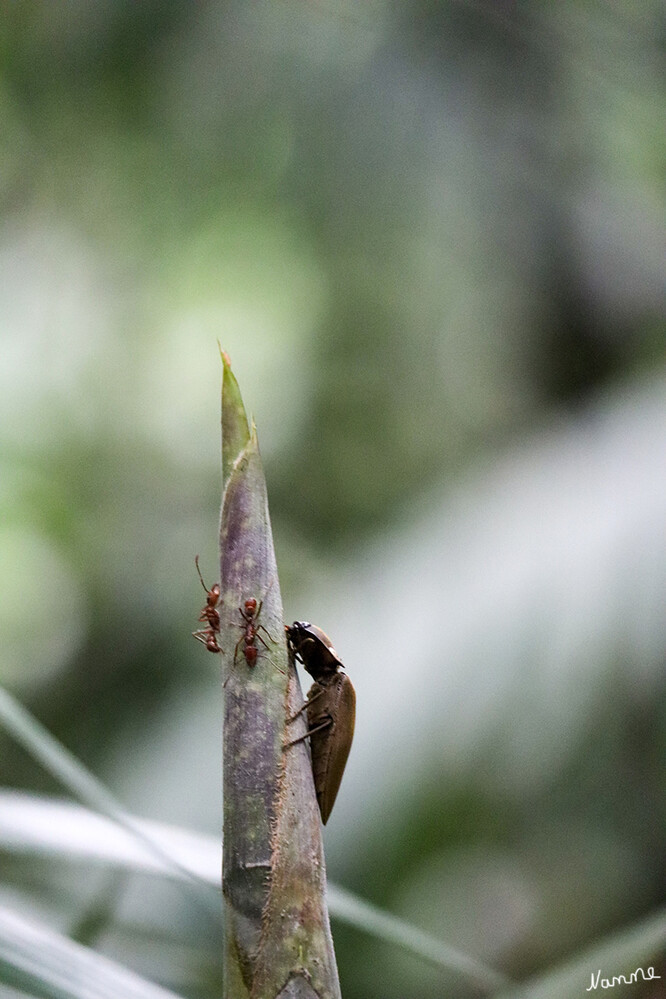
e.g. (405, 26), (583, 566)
(221, 357), (250, 491)
(218, 341), (232, 369)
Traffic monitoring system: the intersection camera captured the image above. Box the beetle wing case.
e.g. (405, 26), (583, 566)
(307, 672), (356, 824)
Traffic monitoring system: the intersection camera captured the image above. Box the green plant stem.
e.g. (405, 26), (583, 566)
(219, 356), (340, 998)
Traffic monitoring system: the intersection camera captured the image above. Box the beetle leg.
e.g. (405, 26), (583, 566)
(286, 686), (326, 723)
(283, 716), (333, 749)
(284, 628), (305, 664)
(287, 702), (308, 723)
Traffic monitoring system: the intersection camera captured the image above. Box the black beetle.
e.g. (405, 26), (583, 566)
(284, 621), (356, 824)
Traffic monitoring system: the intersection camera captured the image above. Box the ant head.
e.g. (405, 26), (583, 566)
(244, 597), (258, 614)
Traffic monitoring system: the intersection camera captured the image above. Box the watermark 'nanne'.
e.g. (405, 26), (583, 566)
(587, 966), (661, 991)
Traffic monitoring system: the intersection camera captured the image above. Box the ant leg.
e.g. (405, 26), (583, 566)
(255, 632), (271, 651)
(193, 629), (222, 652)
(256, 624), (276, 643)
(233, 634), (244, 663)
(264, 656), (286, 676)
(199, 608), (220, 626)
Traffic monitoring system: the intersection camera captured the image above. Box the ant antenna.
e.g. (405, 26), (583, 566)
(194, 555), (208, 594)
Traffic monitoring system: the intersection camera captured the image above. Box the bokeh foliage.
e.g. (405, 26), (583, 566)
(1, 2), (664, 998)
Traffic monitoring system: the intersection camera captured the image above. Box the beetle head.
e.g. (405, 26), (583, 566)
(285, 621), (344, 680)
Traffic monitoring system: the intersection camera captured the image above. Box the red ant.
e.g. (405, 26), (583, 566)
(234, 598), (271, 666)
(233, 598), (288, 675)
(192, 555), (222, 654)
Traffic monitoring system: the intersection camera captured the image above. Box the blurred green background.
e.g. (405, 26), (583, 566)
(1, 2), (664, 997)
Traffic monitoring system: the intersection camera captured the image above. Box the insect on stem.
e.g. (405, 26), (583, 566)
(284, 622), (355, 824)
(192, 556), (222, 654)
(232, 597), (285, 674)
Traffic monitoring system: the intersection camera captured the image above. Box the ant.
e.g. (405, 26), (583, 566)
(233, 598), (272, 666)
(192, 555), (222, 654)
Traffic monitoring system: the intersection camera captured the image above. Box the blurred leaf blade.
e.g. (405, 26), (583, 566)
(0, 789), (219, 882)
(0, 687), (218, 908)
(499, 907), (666, 999)
(327, 883), (511, 992)
(0, 904), (188, 999)
(0, 790), (509, 988)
